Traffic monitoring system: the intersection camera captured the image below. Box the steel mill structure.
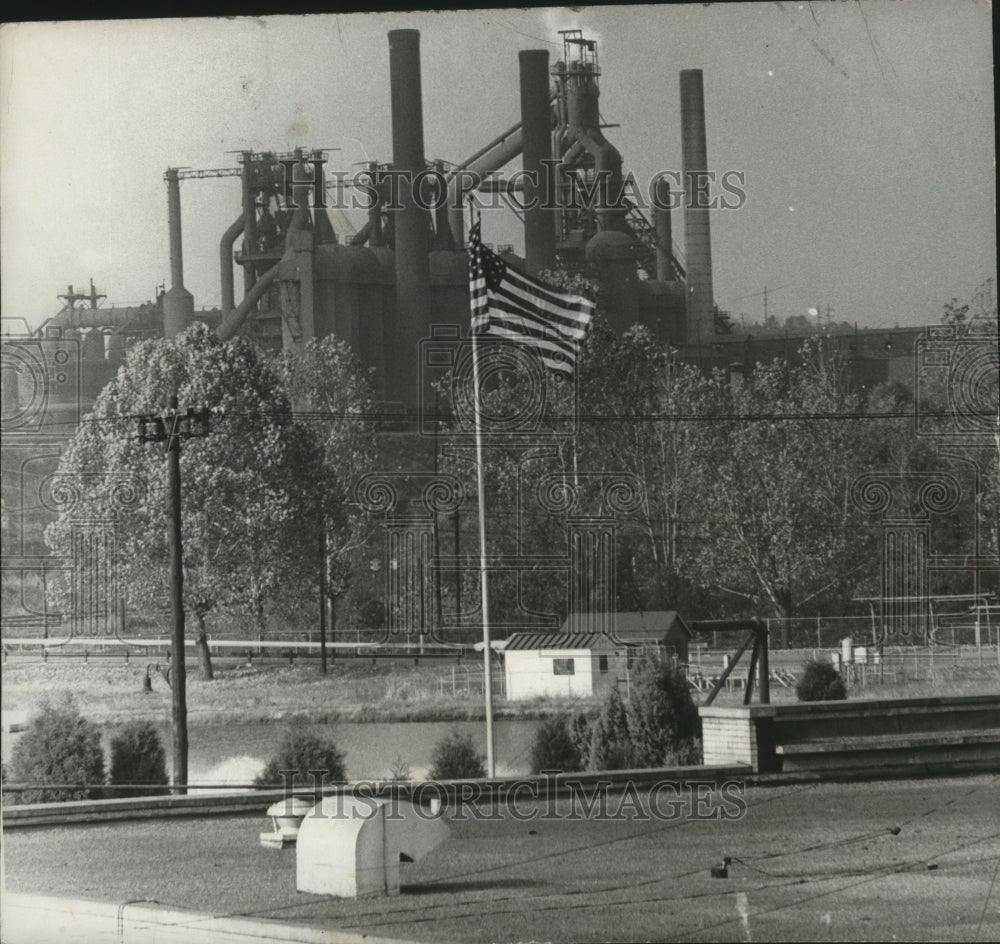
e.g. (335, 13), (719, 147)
(2, 28), (924, 428)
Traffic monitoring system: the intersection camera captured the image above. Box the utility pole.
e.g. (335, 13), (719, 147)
(137, 396), (210, 794)
(318, 512), (328, 676)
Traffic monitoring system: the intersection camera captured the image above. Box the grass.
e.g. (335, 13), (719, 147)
(1, 660), (593, 727)
(4, 649), (997, 729)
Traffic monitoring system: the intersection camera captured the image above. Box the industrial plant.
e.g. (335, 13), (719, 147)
(1, 27), (921, 433)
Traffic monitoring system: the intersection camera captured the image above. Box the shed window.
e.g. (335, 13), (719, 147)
(553, 658), (575, 676)
(598, 655), (609, 674)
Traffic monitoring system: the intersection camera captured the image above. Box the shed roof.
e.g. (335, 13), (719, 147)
(503, 632), (619, 652)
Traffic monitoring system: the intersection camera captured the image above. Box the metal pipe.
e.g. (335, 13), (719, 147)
(519, 50), (556, 275)
(680, 69), (715, 343)
(240, 152), (257, 297)
(389, 29), (431, 403)
(215, 262), (280, 341)
(220, 214), (245, 314)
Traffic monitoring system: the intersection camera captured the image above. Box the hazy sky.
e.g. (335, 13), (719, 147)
(1, 2), (995, 331)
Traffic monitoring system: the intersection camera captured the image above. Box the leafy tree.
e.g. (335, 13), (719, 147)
(677, 339), (874, 619)
(44, 323), (326, 677)
(428, 730), (486, 780)
(6, 696), (105, 803)
(254, 725), (347, 789)
(108, 721), (168, 797)
(625, 656), (700, 767)
(273, 336), (378, 657)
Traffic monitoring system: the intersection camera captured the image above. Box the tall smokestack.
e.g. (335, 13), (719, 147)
(163, 168), (194, 339)
(680, 70), (714, 344)
(388, 29), (431, 403)
(519, 50), (555, 275)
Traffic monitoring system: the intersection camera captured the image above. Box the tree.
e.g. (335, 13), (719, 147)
(109, 721), (168, 797)
(6, 696), (105, 803)
(625, 656), (700, 766)
(529, 715), (585, 774)
(45, 322), (324, 676)
(677, 339), (876, 619)
(796, 660), (847, 701)
(273, 336), (377, 663)
(428, 730), (486, 780)
(588, 686), (633, 771)
(254, 725), (347, 789)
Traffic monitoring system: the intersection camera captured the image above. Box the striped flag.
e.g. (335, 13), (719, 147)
(468, 221), (595, 376)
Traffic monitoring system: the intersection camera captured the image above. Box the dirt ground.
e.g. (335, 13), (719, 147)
(3, 774), (998, 942)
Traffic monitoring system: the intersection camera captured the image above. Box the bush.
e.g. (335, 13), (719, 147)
(6, 696), (105, 804)
(108, 721), (168, 797)
(529, 716), (584, 774)
(570, 714), (592, 763)
(588, 687), (634, 771)
(796, 660), (847, 701)
(428, 730), (486, 780)
(254, 726), (347, 789)
(625, 656), (700, 768)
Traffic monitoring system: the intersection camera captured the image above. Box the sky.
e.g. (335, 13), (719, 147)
(0, 2), (995, 332)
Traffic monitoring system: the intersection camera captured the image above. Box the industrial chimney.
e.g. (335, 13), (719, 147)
(388, 29), (432, 404)
(519, 50), (556, 275)
(680, 69), (715, 345)
(163, 168), (194, 339)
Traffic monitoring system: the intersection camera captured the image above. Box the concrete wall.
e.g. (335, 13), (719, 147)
(700, 694), (1000, 774)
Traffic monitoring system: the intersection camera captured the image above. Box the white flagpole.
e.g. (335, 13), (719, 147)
(470, 211), (496, 779)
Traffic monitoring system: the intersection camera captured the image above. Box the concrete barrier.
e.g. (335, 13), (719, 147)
(296, 796), (450, 897)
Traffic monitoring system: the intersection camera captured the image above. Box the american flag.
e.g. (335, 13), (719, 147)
(468, 221), (595, 376)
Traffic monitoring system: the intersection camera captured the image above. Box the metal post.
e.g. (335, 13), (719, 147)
(757, 620), (770, 705)
(165, 396), (188, 795)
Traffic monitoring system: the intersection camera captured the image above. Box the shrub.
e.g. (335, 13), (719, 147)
(6, 696), (105, 804)
(529, 716), (584, 774)
(588, 687), (634, 771)
(625, 656), (700, 768)
(428, 730), (486, 780)
(796, 660), (847, 701)
(108, 721), (168, 797)
(254, 725), (347, 789)
(570, 713), (592, 762)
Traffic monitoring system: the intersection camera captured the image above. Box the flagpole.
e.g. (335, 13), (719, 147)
(469, 209), (496, 779)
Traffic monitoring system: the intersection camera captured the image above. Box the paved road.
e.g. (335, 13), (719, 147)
(3, 774), (998, 942)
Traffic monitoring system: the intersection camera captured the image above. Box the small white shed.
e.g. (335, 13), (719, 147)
(502, 632), (627, 701)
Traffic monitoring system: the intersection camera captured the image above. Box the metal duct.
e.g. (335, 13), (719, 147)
(519, 50), (556, 275)
(447, 121), (525, 248)
(163, 168), (194, 339)
(220, 214), (245, 315)
(216, 263), (280, 342)
(446, 96), (558, 248)
(680, 69), (715, 343)
(388, 29), (431, 401)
